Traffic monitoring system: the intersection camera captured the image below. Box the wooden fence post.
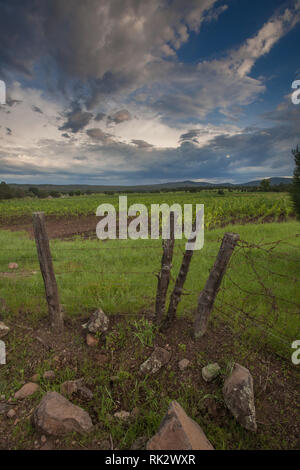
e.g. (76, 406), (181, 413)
(163, 218), (197, 329)
(193, 232), (239, 339)
(155, 212), (175, 325)
(32, 212), (64, 333)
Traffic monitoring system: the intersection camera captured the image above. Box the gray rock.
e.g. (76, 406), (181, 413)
(223, 363), (257, 432)
(140, 347), (171, 375)
(202, 363), (221, 382)
(33, 391), (93, 436)
(82, 308), (109, 334)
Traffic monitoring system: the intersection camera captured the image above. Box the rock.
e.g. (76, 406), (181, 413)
(43, 370), (56, 382)
(114, 410), (130, 420)
(14, 382), (39, 400)
(147, 401), (214, 450)
(86, 333), (99, 347)
(7, 408), (16, 418)
(33, 391), (93, 436)
(0, 321), (10, 338)
(140, 347), (171, 375)
(178, 359), (190, 371)
(40, 435), (47, 444)
(60, 379), (93, 401)
(30, 374), (39, 383)
(8, 262), (18, 270)
(202, 363), (221, 382)
(82, 308), (109, 334)
(223, 363), (257, 432)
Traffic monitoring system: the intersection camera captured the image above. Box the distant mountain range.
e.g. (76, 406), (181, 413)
(9, 177), (292, 192)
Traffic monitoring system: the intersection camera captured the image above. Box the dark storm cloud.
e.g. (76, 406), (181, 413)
(108, 109), (132, 124)
(94, 112), (106, 122)
(59, 108), (93, 133)
(179, 129), (201, 141)
(0, 0), (221, 105)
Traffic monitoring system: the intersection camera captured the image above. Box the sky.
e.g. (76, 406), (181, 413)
(0, 0), (300, 186)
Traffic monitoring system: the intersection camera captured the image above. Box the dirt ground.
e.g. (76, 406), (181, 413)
(0, 313), (299, 450)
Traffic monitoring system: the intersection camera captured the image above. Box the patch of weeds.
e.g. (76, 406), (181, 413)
(132, 317), (157, 347)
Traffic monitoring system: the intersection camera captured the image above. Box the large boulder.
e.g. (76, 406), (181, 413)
(33, 391), (93, 436)
(82, 308), (109, 334)
(147, 401), (214, 450)
(223, 363), (257, 432)
(140, 347), (171, 375)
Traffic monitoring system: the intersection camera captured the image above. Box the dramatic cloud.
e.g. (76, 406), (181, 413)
(108, 109), (132, 124)
(86, 128), (114, 144)
(0, 1), (299, 184)
(59, 108), (93, 133)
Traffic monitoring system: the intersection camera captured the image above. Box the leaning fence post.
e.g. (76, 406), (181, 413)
(155, 212), (175, 325)
(193, 232), (240, 339)
(32, 212), (64, 333)
(163, 218), (197, 329)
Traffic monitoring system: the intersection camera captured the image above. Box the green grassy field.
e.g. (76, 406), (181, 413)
(0, 191), (294, 228)
(0, 221), (299, 358)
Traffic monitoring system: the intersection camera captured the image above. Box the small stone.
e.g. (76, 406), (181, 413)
(40, 435), (47, 444)
(202, 363), (221, 382)
(30, 374), (39, 383)
(7, 408), (16, 418)
(43, 370), (55, 382)
(82, 308), (109, 334)
(60, 379), (93, 401)
(1, 394), (5, 400)
(33, 391), (93, 436)
(14, 382), (39, 400)
(223, 363), (257, 432)
(8, 262), (18, 270)
(178, 359), (190, 371)
(140, 347), (171, 375)
(114, 410), (130, 420)
(147, 401), (214, 450)
(0, 321), (10, 339)
(86, 333), (99, 347)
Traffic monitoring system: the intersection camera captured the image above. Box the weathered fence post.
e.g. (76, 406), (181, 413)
(32, 212), (64, 333)
(193, 232), (240, 339)
(155, 212), (175, 325)
(163, 219), (197, 329)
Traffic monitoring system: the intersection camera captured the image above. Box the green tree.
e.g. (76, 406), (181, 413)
(291, 145), (300, 220)
(260, 179), (270, 191)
